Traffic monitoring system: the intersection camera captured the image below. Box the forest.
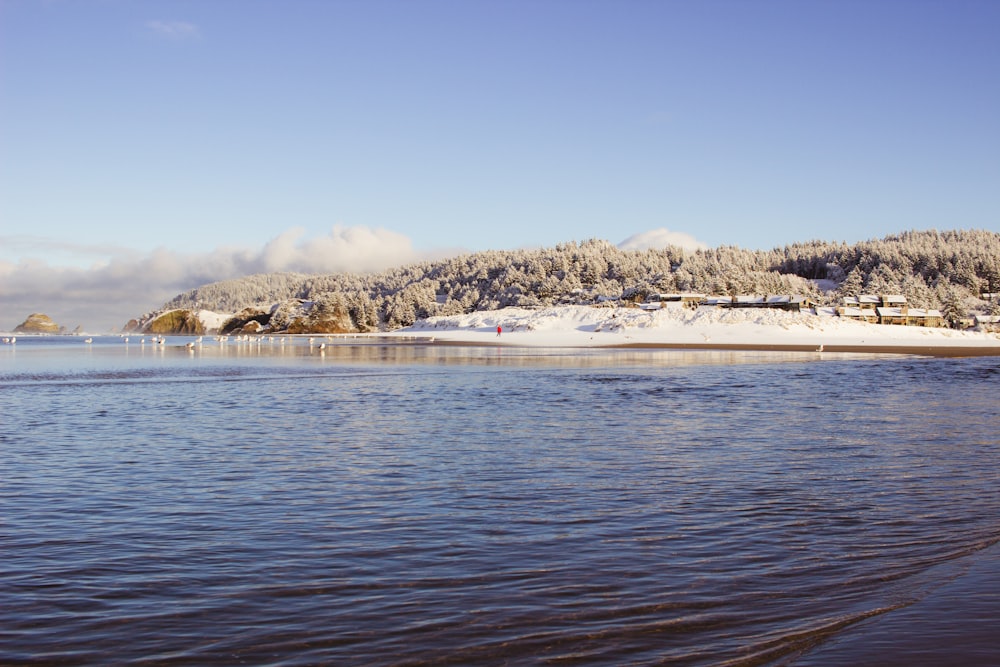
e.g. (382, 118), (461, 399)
(150, 229), (1000, 332)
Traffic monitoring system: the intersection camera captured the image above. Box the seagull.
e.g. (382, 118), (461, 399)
(817, 344), (824, 352)
(84, 338), (93, 344)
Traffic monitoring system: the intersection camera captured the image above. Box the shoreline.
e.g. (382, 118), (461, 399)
(387, 305), (1000, 357)
(403, 336), (1000, 357)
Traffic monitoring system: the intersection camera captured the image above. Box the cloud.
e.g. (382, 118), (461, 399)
(0, 226), (423, 333)
(255, 225), (418, 275)
(618, 228), (708, 253)
(146, 20), (200, 40)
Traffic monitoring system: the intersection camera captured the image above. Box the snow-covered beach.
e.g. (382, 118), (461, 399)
(393, 305), (1000, 355)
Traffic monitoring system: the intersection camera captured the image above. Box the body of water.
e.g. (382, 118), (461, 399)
(2, 336), (998, 665)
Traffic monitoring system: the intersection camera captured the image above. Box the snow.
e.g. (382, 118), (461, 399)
(392, 305), (1000, 351)
(197, 310), (232, 331)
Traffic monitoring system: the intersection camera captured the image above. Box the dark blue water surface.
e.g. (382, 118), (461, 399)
(2, 336), (998, 665)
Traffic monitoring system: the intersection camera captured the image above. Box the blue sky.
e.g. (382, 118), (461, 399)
(1, 0), (999, 330)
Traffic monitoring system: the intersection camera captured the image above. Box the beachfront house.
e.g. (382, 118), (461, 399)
(840, 307), (878, 324)
(859, 295), (881, 309)
(764, 295), (814, 312)
(645, 293), (705, 309)
(876, 307), (908, 326)
(732, 295), (767, 308)
(907, 308), (944, 327)
(975, 314), (1000, 332)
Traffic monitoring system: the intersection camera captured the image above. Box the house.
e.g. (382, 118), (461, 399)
(842, 295), (911, 322)
(842, 295), (880, 311)
(859, 295), (881, 309)
(975, 314), (1000, 332)
(843, 294), (908, 309)
(882, 294), (907, 308)
(840, 307), (878, 323)
(732, 295), (766, 308)
(906, 308), (944, 328)
(765, 295), (814, 312)
(876, 307), (908, 325)
(646, 293), (706, 309)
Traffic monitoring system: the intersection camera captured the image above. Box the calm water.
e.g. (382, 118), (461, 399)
(2, 336), (998, 665)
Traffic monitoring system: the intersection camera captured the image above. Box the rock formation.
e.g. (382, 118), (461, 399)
(143, 309), (206, 335)
(13, 313), (63, 334)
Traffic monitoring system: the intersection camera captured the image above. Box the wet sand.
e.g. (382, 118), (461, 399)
(610, 342), (1000, 357)
(402, 336), (1000, 357)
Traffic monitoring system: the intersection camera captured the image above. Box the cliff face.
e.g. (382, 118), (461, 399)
(13, 313), (63, 334)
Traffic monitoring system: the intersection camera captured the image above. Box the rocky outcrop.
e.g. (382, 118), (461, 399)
(135, 294), (372, 336)
(13, 313), (63, 334)
(220, 298), (360, 335)
(220, 307), (272, 335)
(143, 309), (206, 335)
(269, 297), (357, 334)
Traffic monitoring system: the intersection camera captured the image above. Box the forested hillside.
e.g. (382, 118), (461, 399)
(152, 229), (1000, 332)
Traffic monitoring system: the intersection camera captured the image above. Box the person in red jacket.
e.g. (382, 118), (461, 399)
(497, 325), (502, 337)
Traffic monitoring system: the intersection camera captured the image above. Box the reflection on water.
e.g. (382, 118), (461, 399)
(1, 333), (898, 373)
(1, 341), (998, 665)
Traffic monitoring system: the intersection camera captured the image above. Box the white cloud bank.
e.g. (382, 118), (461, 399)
(0, 226), (421, 333)
(618, 228), (708, 253)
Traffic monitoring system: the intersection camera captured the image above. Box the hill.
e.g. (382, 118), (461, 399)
(131, 229), (1000, 335)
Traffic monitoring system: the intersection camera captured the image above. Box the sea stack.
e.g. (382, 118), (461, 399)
(13, 313), (63, 334)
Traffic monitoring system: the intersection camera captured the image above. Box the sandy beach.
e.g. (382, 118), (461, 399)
(391, 305), (1000, 357)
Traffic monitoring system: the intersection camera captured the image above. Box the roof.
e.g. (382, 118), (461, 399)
(766, 295), (810, 305)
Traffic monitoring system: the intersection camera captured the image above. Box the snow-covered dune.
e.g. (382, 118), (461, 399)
(393, 305), (1000, 352)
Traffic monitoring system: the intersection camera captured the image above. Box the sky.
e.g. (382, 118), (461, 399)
(2, 0), (998, 331)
